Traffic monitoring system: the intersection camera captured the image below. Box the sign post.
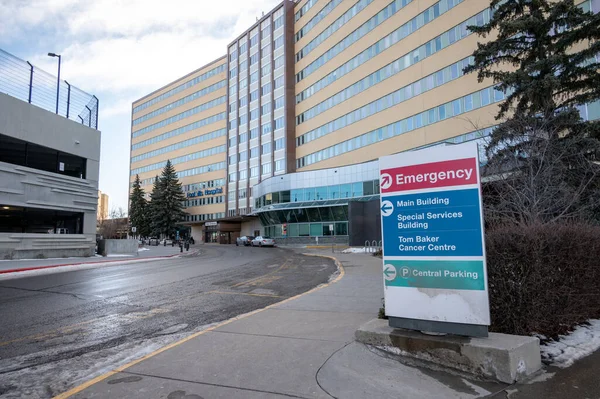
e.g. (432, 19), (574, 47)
(379, 142), (489, 337)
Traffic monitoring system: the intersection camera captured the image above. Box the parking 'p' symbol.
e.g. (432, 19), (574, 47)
(400, 267), (410, 277)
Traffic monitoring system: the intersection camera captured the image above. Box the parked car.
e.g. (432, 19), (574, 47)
(251, 236), (275, 247)
(149, 237), (159, 246)
(236, 236), (255, 246)
(161, 238), (173, 246)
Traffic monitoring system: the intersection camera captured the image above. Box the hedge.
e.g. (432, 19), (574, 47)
(486, 223), (600, 338)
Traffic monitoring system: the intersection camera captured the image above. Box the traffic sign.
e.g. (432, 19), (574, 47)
(379, 142), (490, 332)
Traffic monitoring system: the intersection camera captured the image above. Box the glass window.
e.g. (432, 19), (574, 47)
(329, 185), (340, 199)
(334, 222), (348, 236)
(288, 223), (299, 237)
(310, 223), (322, 236)
(315, 186), (328, 200)
(339, 184), (351, 198)
(291, 189), (304, 202)
(304, 187), (315, 201)
(323, 224), (333, 236)
(281, 190), (290, 203)
(295, 209), (309, 223)
(363, 180), (374, 195)
(352, 182), (363, 197)
(298, 223), (310, 236)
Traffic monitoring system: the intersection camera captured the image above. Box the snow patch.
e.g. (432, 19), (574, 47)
(342, 247), (377, 253)
(106, 254), (134, 257)
(541, 319), (600, 368)
(138, 247), (150, 251)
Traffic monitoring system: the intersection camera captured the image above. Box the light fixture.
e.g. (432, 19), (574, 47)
(2, 206), (9, 210)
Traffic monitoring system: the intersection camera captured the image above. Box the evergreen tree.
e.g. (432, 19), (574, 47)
(129, 174), (151, 238)
(465, 0), (600, 224)
(149, 175), (162, 237)
(465, 0), (600, 148)
(152, 161), (186, 238)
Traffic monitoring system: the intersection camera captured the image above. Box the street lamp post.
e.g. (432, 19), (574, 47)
(48, 52), (61, 114)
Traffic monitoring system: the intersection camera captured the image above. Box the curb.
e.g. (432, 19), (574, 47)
(0, 250), (199, 275)
(52, 252), (344, 399)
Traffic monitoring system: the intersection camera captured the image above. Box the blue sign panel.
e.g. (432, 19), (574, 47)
(381, 188), (483, 257)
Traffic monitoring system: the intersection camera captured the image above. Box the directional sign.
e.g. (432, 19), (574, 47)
(381, 200), (394, 217)
(383, 264), (396, 281)
(379, 142), (490, 329)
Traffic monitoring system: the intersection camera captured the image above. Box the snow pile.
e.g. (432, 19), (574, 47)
(138, 247), (150, 252)
(541, 319), (600, 367)
(342, 247), (376, 253)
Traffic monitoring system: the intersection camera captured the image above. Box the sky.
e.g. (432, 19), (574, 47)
(0, 0), (282, 213)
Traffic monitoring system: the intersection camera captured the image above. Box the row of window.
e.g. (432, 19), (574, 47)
(229, 136), (284, 152)
(258, 206), (349, 226)
(296, 0), (471, 103)
(177, 161), (226, 179)
(255, 179), (380, 209)
(227, 157), (285, 182)
(184, 195), (224, 208)
(297, 85), (506, 168)
(296, 0), (374, 66)
(131, 144), (226, 176)
(133, 94), (227, 138)
(132, 121), (226, 151)
(133, 80), (226, 126)
(133, 63), (226, 114)
(183, 178), (226, 192)
(263, 222), (349, 238)
(295, 0), (343, 42)
(300, 37), (475, 126)
(131, 127), (227, 163)
(133, 110), (225, 144)
(297, 56), (474, 142)
(229, 79), (285, 115)
(295, 0), (318, 22)
(185, 212), (225, 222)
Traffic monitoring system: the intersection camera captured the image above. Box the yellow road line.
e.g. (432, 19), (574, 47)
(53, 253), (344, 399)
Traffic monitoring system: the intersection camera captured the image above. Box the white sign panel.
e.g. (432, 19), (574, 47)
(379, 142), (490, 326)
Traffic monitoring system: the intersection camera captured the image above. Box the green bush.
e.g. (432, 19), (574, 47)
(486, 223), (600, 338)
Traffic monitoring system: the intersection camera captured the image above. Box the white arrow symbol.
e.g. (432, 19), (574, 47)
(380, 173), (392, 190)
(381, 200), (394, 217)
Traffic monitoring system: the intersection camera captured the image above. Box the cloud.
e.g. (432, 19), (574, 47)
(1, 0), (284, 209)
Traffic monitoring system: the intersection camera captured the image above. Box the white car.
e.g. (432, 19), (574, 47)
(251, 236), (276, 247)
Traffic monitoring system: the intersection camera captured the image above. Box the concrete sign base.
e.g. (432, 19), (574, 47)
(356, 319), (542, 384)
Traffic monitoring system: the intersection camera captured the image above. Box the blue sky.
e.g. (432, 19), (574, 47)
(0, 0), (282, 212)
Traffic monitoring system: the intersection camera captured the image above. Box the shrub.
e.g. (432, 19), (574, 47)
(486, 223), (600, 338)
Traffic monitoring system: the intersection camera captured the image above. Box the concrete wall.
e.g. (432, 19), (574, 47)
(0, 233), (95, 260)
(98, 239), (138, 256)
(0, 93), (101, 259)
(240, 219), (262, 236)
(0, 93), (101, 183)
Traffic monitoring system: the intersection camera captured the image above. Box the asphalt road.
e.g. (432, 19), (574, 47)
(0, 245), (336, 399)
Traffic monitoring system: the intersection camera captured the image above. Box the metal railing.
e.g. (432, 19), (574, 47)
(0, 48), (98, 129)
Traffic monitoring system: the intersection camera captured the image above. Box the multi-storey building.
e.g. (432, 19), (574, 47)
(97, 191), (109, 221)
(129, 57), (228, 242)
(130, 0), (600, 244)
(0, 49), (101, 259)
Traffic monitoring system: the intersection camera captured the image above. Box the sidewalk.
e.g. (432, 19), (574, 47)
(0, 245), (194, 274)
(57, 250), (506, 399)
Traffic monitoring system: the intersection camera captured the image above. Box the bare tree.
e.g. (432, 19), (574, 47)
(481, 114), (600, 227)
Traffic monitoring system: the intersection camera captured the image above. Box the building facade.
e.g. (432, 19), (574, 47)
(97, 191), (109, 221)
(0, 49), (101, 258)
(130, 0), (600, 244)
(129, 57), (228, 242)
